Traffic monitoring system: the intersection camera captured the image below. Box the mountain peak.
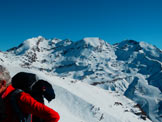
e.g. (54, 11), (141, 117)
(139, 41), (157, 51)
(114, 40), (142, 52)
(7, 36), (49, 55)
(82, 37), (103, 47)
(139, 41), (162, 59)
(120, 40), (139, 46)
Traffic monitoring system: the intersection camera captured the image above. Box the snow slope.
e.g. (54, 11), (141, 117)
(0, 37), (161, 122)
(1, 63), (151, 122)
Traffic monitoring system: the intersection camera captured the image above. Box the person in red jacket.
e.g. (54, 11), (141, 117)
(0, 65), (60, 122)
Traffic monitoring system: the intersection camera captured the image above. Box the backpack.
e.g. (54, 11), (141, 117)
(11, 72), (55, 122)
(12, 72), (55, 103)
(12, 72), (38, 93)
(31, 80), (55, 103)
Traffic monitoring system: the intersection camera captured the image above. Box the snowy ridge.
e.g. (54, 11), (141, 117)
(0, 37), (162, 122)
(1, 64), (151, 122)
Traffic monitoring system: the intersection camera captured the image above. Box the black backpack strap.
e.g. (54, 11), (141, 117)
(0, 97), (7, 121)
(10, 89), (31, 122)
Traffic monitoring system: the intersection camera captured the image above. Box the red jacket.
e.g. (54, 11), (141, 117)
(1, 85), (60, 122)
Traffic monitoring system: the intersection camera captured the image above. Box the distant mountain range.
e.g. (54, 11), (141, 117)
(0, 36), (161, 122)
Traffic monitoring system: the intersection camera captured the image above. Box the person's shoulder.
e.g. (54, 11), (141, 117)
(19, 91), (32, 99)
(18, 91), (36, 103)
(1, 85), (15, 98)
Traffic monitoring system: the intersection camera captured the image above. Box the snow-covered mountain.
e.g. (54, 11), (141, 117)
(0, 36), (161, 122)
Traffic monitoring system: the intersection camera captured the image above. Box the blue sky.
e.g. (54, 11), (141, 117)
(0, 0), (162, 51)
